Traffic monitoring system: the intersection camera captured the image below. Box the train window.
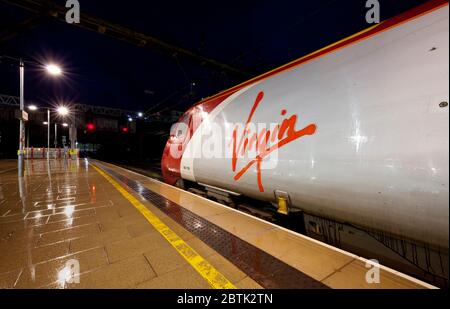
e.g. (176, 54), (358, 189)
(180, 112), (191, 125)
(169, 125), (176, 137)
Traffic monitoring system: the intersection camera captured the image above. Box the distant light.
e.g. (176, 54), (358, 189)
(128, 117), (133, 122)
(28, 105), (38, 111)
(122, 127), (129, 133)
(57, 106), (69, 116)
(138, 112), (143, 117)
(86, 123), (95, 131)
(62, 123), (68, 127)
(46, 64), (62, 76)
(43, 122), (48, 125)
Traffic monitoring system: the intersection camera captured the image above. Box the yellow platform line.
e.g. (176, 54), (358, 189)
(91, 164), (236, 289)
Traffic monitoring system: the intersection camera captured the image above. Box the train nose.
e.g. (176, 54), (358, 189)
(161, 140), (181, 186)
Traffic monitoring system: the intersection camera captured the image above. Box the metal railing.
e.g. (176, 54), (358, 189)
(21, 147), (79, 159)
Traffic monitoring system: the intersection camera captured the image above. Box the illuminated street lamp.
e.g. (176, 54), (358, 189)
(46, 64), (62, 76)
(30, 106), (54, 161)
(15, 58), (63, 176)
(54, 106), (70, 149)
(57, 106), (69, 116)
(25, 104), (39, 150)
(26, 103), (70, 157)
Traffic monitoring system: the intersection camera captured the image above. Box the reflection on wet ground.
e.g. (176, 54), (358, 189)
(0, 159), (433, 289)
(0, 159), (235, 288)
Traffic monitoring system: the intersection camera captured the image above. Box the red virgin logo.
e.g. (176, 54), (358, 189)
(231, 91), (317, 192)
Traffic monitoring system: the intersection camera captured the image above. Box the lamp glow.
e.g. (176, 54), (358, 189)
(57, 106), (69, 116)
(46, 64), (62, 76)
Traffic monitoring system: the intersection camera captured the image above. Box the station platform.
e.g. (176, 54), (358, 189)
(0, 159), (436, 289)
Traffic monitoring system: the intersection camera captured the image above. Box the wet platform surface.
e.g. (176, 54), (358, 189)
(0, 159), (435, 289)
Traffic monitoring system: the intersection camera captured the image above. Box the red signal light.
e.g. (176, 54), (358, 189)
(122, 127), (129, 133)
(87, 123), (95, 131)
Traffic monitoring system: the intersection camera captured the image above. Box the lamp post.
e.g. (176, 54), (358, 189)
(28, 103), (66, 160)
(54, 123), (58, 149)
(25, 104), (38, 152)
(45, 64), (62, 160)
(47, 109), (50, 159)
(62, 123), (69, 158)
(69, 114), (77, 150)
(14, 59), (63, 176)
(53, 106), (70, 155)
(18, 59), (25, 177)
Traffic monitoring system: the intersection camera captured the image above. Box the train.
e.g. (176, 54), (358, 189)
(161, 0), (449, 284)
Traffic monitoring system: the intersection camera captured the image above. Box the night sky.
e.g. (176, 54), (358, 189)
(0, 0), (429, 114)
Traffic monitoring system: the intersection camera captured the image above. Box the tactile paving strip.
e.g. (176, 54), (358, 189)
(98, 163), (328, 289)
